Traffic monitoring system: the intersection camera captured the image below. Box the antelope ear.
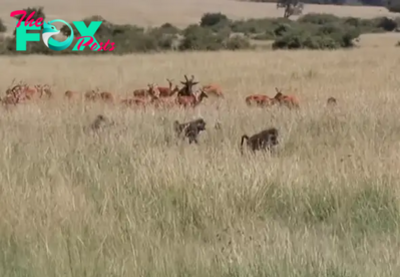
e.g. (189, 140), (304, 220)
(181, 81), (186, 85)
(193, 82), (199, 85)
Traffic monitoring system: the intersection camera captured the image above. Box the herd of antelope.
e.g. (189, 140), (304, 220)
(1, 74), (321, 110)
(1, 74), (338, 153)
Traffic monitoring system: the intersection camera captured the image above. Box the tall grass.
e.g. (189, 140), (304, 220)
(0, 49), (399, 276)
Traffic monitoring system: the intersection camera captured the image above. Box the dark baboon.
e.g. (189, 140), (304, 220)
(240, 127), (279, 154)
(90, 114), (114, 131)
(173, 118), (206, 144)
(327, 97), (337, 106)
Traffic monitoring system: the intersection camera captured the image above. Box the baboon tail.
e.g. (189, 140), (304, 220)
(240, 135), (249, 155)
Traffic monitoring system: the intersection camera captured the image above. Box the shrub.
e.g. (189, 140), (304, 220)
(200, 13), (229, 27)
(0, 19), (6, 33)
(179, 24), (226, 51)
(298, 13), (341, 25)
(2, 11), (399, 55)
(272, 24), (360, 49)
(225, 35), (252, 50)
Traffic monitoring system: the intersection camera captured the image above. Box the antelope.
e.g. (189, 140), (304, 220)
(273, 88), (299, 109)
(176, 89), (208, 108)
(157, 79), (180, 97)
(35, 84), (52, 99)
(64, 90), (80, 100)
(202, 84), (224, 98)
(85, 88), (101, 102)
(133, 84), (160, 98)
(245, 94), (277, 107)
(99, 91), (114, 103)
(177, 75), (199, 97)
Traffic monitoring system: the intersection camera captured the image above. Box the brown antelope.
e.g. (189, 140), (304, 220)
(99, 91), (114, 103)
(157, 79), (180, 97)
(85, 88), (101, 102)
(6, 79), (30, 101)
(121, 87), (159, 107)
(273, 88), (299, 109)
(202, 84), (224, 98)
(34, 84), (52, 99)
(0, 93), (21, 107)
(149, 93), (176, 108)
(176, 89), (208, 108)
(133, 84), (160, 98)
(245, 94), (277, 107)
(177, 75), (199, 97)
(64, 90), (80, 100)
(120, 97), (148, 107)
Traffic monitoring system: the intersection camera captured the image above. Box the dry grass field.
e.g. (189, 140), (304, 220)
(0, 47), (400, 276)
(1, 0), (400, 276)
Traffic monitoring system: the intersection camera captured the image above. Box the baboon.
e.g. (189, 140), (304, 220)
(327, 97), (337, 106)
(89, 114), (114, 131)
(173, 118), (206, 144)
(240, 127), (279, 154)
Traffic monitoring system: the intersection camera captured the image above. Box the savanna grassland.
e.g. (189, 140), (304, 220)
(1, 0), (400, 276)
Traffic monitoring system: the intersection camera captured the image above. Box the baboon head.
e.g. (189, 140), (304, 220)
(192, 118), (206, 131)
(267, 128), (279, 146)
(327, 97), (337, 106)
(90, 114), (111, 131)
(179, 75), (199, 96)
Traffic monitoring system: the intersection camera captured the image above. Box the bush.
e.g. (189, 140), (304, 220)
(200, 13), (229, 27)
(298, 13), (341, 25)
(225, 35), (252, 50)
(1, 10), (399, 55)
(0, 19), (6, 33)
(272, 24), (360, 49)
(179, 24), (226, 51)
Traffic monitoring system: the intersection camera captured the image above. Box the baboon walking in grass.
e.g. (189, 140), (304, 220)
(240, 127), (279, 154)
(87, 114), (114, 133)
(173, 118), (207, 144)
